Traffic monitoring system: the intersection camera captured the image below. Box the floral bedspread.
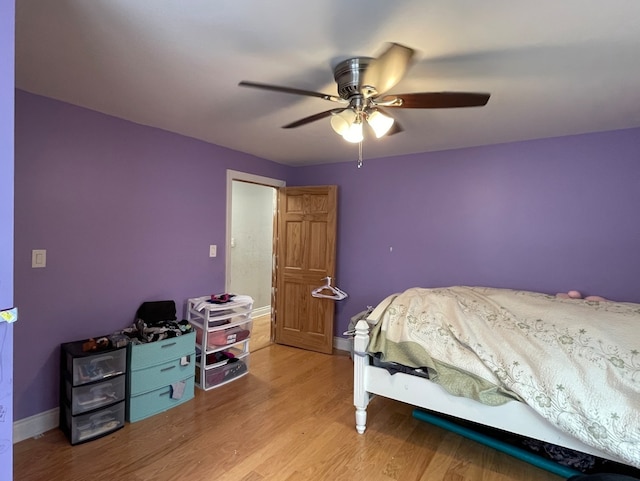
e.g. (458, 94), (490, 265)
(367, 286), (640, 467)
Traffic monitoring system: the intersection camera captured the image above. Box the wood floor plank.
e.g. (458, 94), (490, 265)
(250, 314), (272, 352)
(14, 344), (575, 481)
(385, 421), (445, 480)
(216, 414), (325, 480)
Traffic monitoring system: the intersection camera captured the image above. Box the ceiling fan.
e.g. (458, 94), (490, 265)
(239, 43), (491, 145)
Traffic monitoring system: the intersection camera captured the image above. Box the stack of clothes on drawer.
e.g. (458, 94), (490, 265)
(121, 300), (193, 344)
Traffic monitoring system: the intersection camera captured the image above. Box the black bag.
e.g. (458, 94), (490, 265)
(136, 300), (176, 326)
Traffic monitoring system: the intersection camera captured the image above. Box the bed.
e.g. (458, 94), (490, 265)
(352, 286), (640, 470)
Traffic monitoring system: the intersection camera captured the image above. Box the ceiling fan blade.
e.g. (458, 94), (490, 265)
(238, 81), (345, 103)
(380, 92), (490, 109)
(282, 108), (347, 129)
(362, 43), (415, 97)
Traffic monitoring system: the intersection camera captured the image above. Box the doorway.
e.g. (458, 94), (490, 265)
(226, 170), (285, 351)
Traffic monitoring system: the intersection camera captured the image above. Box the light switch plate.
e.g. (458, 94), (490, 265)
(209, 245), (217, 257)
(32, 249), (46, 268)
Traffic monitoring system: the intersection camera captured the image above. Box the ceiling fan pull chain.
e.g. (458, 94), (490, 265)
(357, 141), (363, 168)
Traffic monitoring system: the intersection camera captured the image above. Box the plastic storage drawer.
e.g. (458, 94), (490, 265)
(128, 332), (195, 370)
(196, 355), (249, 390)
(200, 310), (251, 328)
(194, 322), (252, 349)
(128, 376), (195, 423)
(129, 355), (195, 395)
(65, 400), (125, 445)
(65, 348), (127, 387)
(66, 374), (126, 415)
(195, 345), (246, 366)
(188, 295), (253, 322)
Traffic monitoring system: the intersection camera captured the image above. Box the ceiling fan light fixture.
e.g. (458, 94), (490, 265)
(342, 118), (364, 143)
(366, 109), (394, 138)
(330, 109), (356, 136)
(330, 108), (363, 143)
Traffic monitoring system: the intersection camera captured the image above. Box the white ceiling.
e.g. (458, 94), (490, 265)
(15, 0), (640, 166)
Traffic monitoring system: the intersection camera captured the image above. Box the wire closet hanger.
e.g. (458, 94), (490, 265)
(311, 276), (348, 300)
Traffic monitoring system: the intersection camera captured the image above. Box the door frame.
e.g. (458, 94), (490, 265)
(225, 169), (285, 311)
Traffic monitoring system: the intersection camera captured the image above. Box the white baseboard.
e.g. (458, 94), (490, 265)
(333, 336), (351, 352)
(252, 305), (271, 318)
(13, 407), (59, 443)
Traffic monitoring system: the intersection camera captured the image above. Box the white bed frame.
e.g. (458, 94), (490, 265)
(352, 319), (625, 465)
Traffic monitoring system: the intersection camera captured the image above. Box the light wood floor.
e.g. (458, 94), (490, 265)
(249, 314), (272, 352)
(14, 345), (566, 481)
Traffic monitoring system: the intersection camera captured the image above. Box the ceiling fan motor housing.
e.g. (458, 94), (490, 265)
(333, 57), (372, 100)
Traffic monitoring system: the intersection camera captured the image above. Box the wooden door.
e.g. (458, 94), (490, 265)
(274, 186), (337, 354)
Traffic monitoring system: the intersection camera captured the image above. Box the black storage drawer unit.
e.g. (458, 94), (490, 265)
(59, 338), (127, 445)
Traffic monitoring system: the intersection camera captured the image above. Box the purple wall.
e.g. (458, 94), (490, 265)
(14, 91), (291, 420)
(290, 129), (640, 334)
(0, 0), (14, 477)
(14, 89), (640, 425)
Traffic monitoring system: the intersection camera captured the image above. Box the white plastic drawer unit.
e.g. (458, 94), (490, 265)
(65, 348), (127, 387)
(66, 375), (126, 415)
(187, 294), (253, 391)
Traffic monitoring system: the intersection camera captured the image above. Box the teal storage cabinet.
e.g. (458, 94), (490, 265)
(127, 331), (196, 422)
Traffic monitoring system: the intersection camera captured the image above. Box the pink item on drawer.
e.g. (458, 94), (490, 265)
(207, 327), (250, 348)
